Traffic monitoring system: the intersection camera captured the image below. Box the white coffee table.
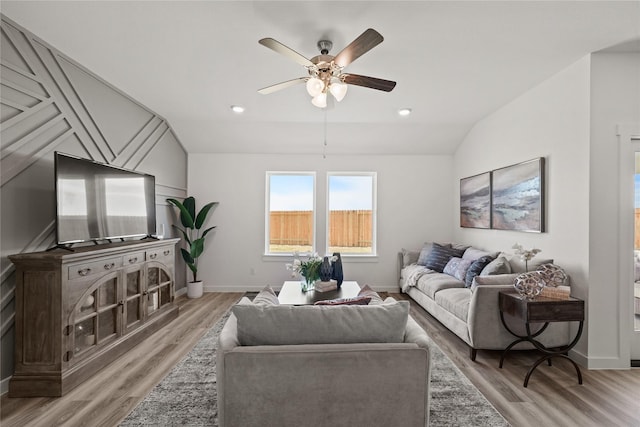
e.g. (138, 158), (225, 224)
(278, 281), (360, 305)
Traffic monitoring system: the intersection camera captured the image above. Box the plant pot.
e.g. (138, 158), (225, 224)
(187, 280), (204, 299)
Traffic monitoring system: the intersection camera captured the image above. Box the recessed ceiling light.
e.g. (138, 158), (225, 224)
(231, 105), (245, 113)
(398, 108), (412, 116)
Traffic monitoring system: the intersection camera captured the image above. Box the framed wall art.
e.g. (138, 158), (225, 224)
(491, 157), (545, 232)
(460, 172), (491, 229)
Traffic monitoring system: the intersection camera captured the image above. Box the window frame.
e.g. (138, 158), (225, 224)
(264, 171), (316, 256)
(326, 171), (377, 257)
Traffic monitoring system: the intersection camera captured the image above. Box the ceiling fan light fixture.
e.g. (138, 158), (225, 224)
(306, 77), (325, 97)
(329, 78), (348, 102)
(311, 92), (327, 108)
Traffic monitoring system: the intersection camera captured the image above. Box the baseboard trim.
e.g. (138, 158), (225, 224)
(175, 287), (187, 297)
(1, 375), (10, 396)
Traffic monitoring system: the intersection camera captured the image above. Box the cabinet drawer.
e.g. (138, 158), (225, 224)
(123, 251), (145, 266)
(68, 257), (122, 280)
(146, 246), (174, 263)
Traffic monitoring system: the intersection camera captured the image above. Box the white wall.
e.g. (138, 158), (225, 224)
(453, 56), (592, 358)
(188, 153), (454, 292)
(589, 51), (640, 368)
(453, 50), (640, 368)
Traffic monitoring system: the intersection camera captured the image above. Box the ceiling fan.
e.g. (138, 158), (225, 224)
(258, 28), (396, 108)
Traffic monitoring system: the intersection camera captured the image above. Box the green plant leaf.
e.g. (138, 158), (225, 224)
(201, 226), (217, 239)
(194, 202), (218, 229)
(190, 238), (205, 259)
(187, 263), (198, 282)
(180, 247), (194, 264)
(167, 198), (195, 229)
(183, 197), (196, 225)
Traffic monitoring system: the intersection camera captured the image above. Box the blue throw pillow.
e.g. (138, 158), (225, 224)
(465, 255), (495, 288)
(424, 243), (465, 273)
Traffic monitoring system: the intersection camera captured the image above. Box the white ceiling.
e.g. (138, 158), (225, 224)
(2, 1), (639, 155)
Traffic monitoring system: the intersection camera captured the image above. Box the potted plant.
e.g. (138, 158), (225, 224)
(166, 196), (218, 298)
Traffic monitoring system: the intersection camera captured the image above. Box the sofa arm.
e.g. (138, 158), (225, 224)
(405, 314), (432, 351)
(468, 277), (570, 349)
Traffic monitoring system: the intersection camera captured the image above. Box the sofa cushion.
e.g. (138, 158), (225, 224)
(480, 255), (512, 276)
(434, 288), (471, 322)
(232, 301), (410, 346)
(358, 284), (385, 304)
(464, 255), (495, 288)
(443, 257), (473, 282)
(252, 285), (279, 305)
(416, 272), (465, 299)
(424, 243), (466, 273)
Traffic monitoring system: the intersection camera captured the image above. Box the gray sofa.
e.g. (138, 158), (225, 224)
(217, 292), (432, 427)
(398, 242), (571, 360)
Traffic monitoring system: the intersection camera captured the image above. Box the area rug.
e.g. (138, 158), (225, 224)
(120, 311), (510, 427)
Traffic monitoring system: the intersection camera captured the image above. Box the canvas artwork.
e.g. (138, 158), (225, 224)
(460, 172), (491, 229)
(491, 157), (545, 232)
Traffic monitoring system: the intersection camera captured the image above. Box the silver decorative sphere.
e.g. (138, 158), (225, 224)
(514, 271), (545, 299)
(537, 263), (567, 288)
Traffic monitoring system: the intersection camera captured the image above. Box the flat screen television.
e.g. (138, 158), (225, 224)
(55, 152), (156, 245)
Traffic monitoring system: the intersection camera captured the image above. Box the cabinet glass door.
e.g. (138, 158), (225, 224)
(73, 276), (118, 356)
(147, 265), (172, 317)
(124, 268), (143, 332)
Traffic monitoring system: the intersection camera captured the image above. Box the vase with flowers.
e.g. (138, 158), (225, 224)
(512, 243), (541, 272)
(286, 252), (337, 292)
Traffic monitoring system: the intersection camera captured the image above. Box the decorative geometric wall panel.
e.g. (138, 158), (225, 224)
(59, 57), (155, 160)
(0, 14), (188, 386)
(138, 129), (188, 190)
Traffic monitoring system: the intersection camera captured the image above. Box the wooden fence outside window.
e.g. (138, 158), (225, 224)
(270, 210), (372, 247)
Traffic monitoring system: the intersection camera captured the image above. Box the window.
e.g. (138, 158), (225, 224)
(327, 173), (376, 255)
(265, 172), (315, 254)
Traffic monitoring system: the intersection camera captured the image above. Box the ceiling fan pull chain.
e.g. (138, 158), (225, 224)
(323, 110), (328, 159)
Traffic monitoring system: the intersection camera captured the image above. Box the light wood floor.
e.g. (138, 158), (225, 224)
(1, 292), (639, 427)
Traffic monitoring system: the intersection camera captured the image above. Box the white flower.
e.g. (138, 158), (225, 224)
(512, 243), (541, 261)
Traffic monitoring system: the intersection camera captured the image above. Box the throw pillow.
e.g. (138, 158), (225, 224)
(401, 248), (421, 267)
(462, 247), (499, 261)
(314, 296), (371, 305)
(480, 255), (512, 276)
(424, 243), (466, 273)
(252, 285), (279, 305)
(443, 257), (473, 282)
(416, 242), (435, 266)
(464, 255), (495, 287)
(232, 301), (410, 346)
(358, 284), (385, 304)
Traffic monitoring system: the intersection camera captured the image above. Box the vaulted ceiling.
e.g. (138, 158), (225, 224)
(2, 1), (638, 155)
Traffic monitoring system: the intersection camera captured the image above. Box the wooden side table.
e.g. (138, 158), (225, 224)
(498, 290), (585, 387)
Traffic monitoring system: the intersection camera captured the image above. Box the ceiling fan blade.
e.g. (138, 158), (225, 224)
(258, 77), (308, 95)
(342, 74), (396, 92)
(259, 38), (315, 67)
(333, 29), (384, 68)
